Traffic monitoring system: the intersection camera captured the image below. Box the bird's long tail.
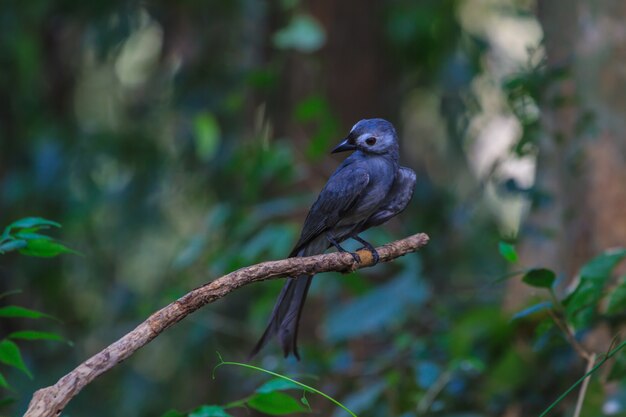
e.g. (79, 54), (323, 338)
(249, 238), (327, 360)
(249, 274), (312, 360)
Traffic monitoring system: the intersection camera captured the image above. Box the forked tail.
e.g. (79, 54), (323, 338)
(249, 275), (313, 360)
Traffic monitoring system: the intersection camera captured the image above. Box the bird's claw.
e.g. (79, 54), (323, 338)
(326, 234), (362, 264)
(349, 251), (361, 264)
(369, 248), (380, 265)
(356, 246), (380, 265)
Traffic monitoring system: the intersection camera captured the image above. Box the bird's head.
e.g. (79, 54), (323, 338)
(331, 118), (399, 157)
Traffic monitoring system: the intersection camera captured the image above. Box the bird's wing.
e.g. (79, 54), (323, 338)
(290, 167), (370, 256)
(360, 166), (416, 230)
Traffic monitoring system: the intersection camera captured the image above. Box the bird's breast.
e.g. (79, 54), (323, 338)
(351, 157), (397, 214)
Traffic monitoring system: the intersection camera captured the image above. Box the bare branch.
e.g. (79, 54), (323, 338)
(573, 353), (597, 417)
(24, 233), (429, 417)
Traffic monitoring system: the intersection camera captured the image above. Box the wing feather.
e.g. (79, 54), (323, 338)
(360, 166), (416, 230)
(290, 167), (370, 256)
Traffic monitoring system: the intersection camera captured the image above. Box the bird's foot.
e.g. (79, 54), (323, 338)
(349, 251), (362, 263)
(327, 234), (362, 263)
(368, 248), (380, 265)
(355, 246), (380, 264)
(352, 235), (380, 265)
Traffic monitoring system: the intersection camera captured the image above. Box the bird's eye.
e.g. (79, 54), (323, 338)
(365, 137), (377, 146)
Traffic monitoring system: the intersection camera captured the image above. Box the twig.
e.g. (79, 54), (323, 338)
(547, 289), (592, 361)
(546, 308), (591, 361)
(539, 340), (626, 417)
(573, 352), (597, 417)
(23, 233), (429, 417)
(417, 369), (452, 414)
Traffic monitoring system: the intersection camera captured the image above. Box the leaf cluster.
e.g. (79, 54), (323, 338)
(0, 217), (76, 258)
(501, 243), (626, 415)
(0, 218), (71, 406)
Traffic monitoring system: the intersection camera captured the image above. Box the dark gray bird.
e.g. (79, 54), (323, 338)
(250, 118), (416, 359)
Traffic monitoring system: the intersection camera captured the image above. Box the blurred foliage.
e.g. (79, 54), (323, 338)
(1, 217), (76, 257)
(0, 218), (70, 407)
(504, 245), (626, 416)
(162, 356), (358, 417)
(1, 1), (626, 417)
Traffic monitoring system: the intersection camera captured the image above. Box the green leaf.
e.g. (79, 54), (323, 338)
(498, 241), (518, 263)
(6, 217), (61, 232)
(564, 248), (626, 329)
(0, 372), (10, 390)
(522, 268), (556, 288)
(256, 378), (301, 394)
(511, 301), (553, 321)
(0, 240), (28, 254)
(579, 248), (626, 278)
(0, 340), (32, 378)
(0, 306), (55, 320)
(193, 113), (221, 161)
(607, 277), (626, 315)
(8, 331), (65, 343)
(18, 238), (76, 258)
(14, 231), (53, 241)
(247, 392), (310, 415)
(189, 405), (233, 417)
(273, 14), (326, 52)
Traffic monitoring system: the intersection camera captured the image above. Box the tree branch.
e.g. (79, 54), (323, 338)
(23, 233), (429, 417)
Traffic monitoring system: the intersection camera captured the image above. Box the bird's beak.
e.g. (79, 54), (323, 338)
(331, 137), (357, 154)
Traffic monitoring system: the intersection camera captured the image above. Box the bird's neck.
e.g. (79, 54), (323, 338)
(351, 150), (399, 173)
(387, 143), (400, 162)
(354, 145), (400, 162)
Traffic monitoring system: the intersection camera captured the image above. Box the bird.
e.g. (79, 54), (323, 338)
(249, 118), (416, 360)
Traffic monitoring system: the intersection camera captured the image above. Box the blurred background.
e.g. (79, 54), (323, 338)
(2, 0), (626, 416)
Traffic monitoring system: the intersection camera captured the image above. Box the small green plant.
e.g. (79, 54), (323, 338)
(500, 241), (626, 416)
(0, 292), (68, 390)
(161, 352), (357, 417)
(0, 217), (76, 257)
(0, 217), (72, 404)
